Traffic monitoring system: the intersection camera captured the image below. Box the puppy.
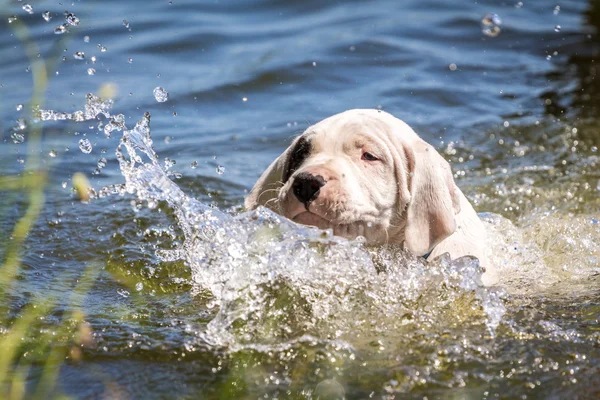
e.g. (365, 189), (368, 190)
(245, 109), (497, 286)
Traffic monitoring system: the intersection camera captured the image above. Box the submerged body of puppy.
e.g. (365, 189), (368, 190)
(245, 109), (498, 286)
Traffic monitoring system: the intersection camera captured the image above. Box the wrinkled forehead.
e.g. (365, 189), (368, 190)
(305, 111), (395, 150)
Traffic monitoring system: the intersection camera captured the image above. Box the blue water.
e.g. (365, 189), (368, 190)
(1, 0), (600, 398)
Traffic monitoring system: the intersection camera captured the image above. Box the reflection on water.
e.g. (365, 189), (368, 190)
(0, 0), (600, 398)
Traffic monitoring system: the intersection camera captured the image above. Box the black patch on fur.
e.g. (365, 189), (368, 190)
(283, 136), (312, 183)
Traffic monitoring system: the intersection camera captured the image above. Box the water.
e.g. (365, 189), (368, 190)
(1, 0), (600, 398)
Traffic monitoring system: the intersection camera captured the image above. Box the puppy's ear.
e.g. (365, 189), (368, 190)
(245, 135), (312, 211)
(244, 154), (287, 211)
(404, 140), (461, 256)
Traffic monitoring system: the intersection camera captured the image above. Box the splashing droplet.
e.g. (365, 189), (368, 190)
(216, 165), (225, 175)
(553, 5), (560, 15)
(22, 4), (34, 14)
(16, 104), (23, 111)
(153, 87), (169, 102)
(123, 20), (130, 29)
(87, 68), (96, 75)
(49, 150), (58, 158)
(42, 11), (51, 21)
(97, 157), (107, 169)
(11, 132), (25, 144)
(117, 288), (130, 298)
(8, 16), (17, 24)
(79, 138), (92, 153)
(190, 161), (198, 169)
(97, 44), (107, 52)
(449, 63), (457, 71)
(164, 158), (176, 169)
(128, 58), (133, 63)
(65, 12), (80, 26)
(83, 35), (90, 43)
(54, 24), (69, 35)
(554, 25), (561, 32)
(135, 282), (143, 291)
(73, 51), (85, 60)
(481, 13), (502, 37)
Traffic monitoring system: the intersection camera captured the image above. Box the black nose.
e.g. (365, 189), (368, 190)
(292, 172), (326, 207)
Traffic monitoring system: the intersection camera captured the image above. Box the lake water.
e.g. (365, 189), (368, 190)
(1, 0), (600, 398)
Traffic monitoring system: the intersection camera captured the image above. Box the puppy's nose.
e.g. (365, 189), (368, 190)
(292, 172), (326, 207)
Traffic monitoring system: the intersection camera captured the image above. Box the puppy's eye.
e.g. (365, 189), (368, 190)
(361, 152), (379, 161)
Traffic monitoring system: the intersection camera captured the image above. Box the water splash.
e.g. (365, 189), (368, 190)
(37, 94), (508, 355)
(481, 13), (502, 37)
(153, 87), (169, 102)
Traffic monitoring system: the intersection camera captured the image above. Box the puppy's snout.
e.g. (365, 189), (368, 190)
(292, 172), (326, 207)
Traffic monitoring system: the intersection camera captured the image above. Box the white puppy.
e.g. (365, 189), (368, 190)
(245, 109), (497, 285)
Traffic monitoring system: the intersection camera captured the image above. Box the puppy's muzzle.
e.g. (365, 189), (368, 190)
(292, 172), (326, 209)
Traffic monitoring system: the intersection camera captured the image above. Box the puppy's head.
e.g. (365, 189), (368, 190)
(246, 109), (460, 255)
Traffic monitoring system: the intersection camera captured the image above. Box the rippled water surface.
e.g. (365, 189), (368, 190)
(1, 0), (600, 399)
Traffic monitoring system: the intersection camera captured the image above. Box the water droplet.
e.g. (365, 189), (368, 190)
(79, 138), (92, 153)
(8, 16), (17, 24)
(97, 44), (107, 52)
(62, 181), (67, 189)
(591, 146), (598, 153)
(312, 61), (317, 67)
(91, 56), (96, 63)
(97, 157), (107, 168)
(153, 87), (169, 102)
(503, 121), (510, 127)
(54, 24), (68, 34)
(117, 288), (130, 298)
(49, 149), (57, 158)
(216, 165), (225, 175)
(515, 1), (523, 8)
(22, 4), (34, 14)
(123, 20), (130, 29)
(17, 157), (24, 164)
(449, 63), (457, 71)
(546, 55), (552, 60)
(87, 68), (96, 75)
(128, 57), (133, 63)
(83, 35), (90, 42)
(190, 161), (198, 169)
(135, 282), (143, 291)
(11, 132), (25, 144)
(73, 51), (85, 60)
(553, 5), (560, 15)
(481, 13), (502, 37)
(42, 11), (51, 22)
(164, 158), (176, 169)
(65, 13), (80, 26)
(242, 97), (248, 102)
(16, 104), (23, 111)
(554, 25), (561, 32)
